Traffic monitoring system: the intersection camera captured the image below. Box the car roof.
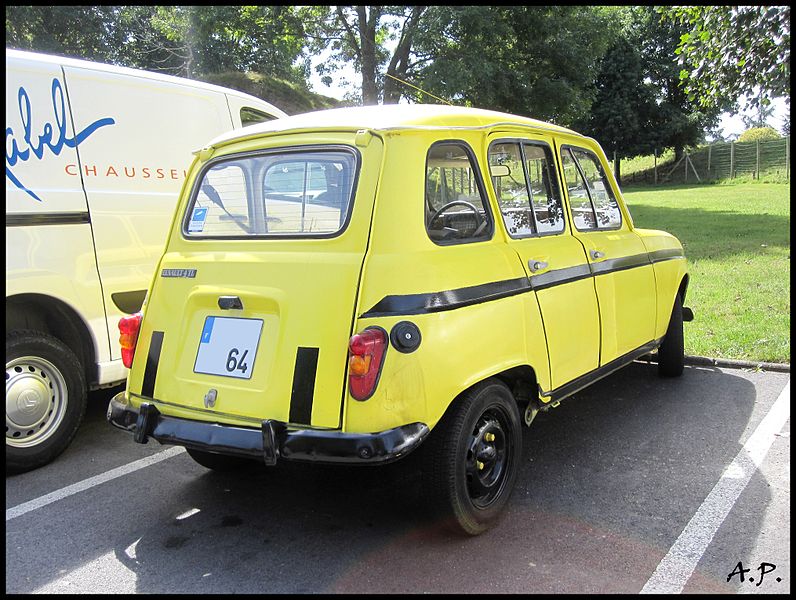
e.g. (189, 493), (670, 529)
(202, 103), (579, 150)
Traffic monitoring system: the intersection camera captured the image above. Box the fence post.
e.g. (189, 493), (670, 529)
(684, 150), (688, 183)
(730, 141), (735, 178)
(653, 149), (658, 185)
(707, 144), (712, 175)
(786, 136), (790, 182)
(756, 139), (760, 179)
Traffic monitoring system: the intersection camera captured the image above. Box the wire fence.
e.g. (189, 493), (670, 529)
(620, 136), (790, 185)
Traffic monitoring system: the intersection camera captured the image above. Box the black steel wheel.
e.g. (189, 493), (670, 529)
(422, 379), (522, 535)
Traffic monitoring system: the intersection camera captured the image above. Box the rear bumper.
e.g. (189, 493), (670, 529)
(107, 392), (429, 466)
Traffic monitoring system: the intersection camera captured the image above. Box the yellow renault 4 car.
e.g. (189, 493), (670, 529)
(108, 104), (692, 535)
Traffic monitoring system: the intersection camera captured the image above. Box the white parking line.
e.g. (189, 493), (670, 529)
(6, 446), (186, 522)
(640, 380), (790, 594)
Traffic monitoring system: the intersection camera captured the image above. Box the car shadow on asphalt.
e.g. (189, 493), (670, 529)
(97, 361), (766, 593)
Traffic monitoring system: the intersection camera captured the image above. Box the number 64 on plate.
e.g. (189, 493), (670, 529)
(193, 316), (263, 379)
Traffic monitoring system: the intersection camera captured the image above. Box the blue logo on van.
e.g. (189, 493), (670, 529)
(5, 78), (116, 201)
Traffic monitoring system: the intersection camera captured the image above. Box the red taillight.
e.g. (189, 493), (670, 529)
(348, 327), (387, 400)
(119, 312), (143, 369)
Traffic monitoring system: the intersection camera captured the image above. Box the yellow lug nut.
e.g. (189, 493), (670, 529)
(477, 461), (485, 470)
(485, 433), (495, 442)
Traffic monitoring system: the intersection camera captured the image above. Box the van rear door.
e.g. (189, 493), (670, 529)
(129, 138), (381, 430)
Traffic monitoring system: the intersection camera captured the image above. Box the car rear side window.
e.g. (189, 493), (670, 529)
(425, 141), (493, 244)
(184, 147), (358, 238)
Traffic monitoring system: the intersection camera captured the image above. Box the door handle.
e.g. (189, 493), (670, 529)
(590, 250), (605, 260)
(218, 296), (243, 310)
(528, 259), (549, 273)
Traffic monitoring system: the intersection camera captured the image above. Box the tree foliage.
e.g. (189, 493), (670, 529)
(6, 6), (312, 84)
(738, 126), (781, 143)
(660, 6), (790, 112)
(413, 6), (620, 126)
(581, 6), (725, 166)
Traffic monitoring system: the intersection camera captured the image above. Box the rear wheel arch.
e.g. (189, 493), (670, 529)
(6, 294), (98, 386)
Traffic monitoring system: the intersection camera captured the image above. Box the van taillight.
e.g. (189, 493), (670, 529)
(348, 327), (387, 400)
(119, 312), (143, 369)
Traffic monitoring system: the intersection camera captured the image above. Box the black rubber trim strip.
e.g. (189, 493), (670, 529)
(589, 252), (651, 276)
(6, 212), (90, 227)
(289, 347), (319, 425)
(529, 264), (592, 291)
(360, 276), (531, 318)
(359, 248), (685, 318)
(542, 337), (663, 403)
(141, 331), (164, 398)
(649, 248), (685, 262)
(111, 290), (147, 314)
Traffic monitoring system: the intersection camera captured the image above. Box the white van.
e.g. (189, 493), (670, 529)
(5, 49), (288, 472)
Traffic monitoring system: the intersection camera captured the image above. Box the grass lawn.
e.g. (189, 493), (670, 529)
(622, 182), (790, 364)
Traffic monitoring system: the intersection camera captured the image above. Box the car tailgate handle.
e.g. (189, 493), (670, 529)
(528, 259), (549, 273)
(590, 249), (606, 260)
(218, 296), (243, 310)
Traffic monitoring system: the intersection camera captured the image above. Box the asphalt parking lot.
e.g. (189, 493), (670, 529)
(6, 361), (790, 594)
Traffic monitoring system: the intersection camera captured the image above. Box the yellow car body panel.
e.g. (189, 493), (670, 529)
(117, 105), (688, 443)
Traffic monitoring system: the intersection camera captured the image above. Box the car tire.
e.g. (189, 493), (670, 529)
(422, 379), (522, 535)
(658, 293), (685, 378)
(186, 447), (259, 471)
(6, 330), (87, 474)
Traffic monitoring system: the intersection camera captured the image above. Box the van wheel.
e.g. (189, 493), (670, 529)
(186, 448), (259, 471)
(658, 293), (685, 377)
(422, 379), (522, 535)
(6, 330), (87, 474)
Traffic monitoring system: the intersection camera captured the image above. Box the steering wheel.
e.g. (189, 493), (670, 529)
(429, 200), (488, 237)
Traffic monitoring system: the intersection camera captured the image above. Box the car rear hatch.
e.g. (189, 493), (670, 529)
(127, 135), (382, 429)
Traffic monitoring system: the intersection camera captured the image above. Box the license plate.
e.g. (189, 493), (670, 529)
(193, 316), (263, 379)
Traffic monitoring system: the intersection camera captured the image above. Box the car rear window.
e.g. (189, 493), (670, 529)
(184, 147), (359, 238)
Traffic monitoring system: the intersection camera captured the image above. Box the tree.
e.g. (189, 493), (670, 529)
(580, 6), (725, 170)
(6, 6), (124, 62)
(576, 35), (659, 181)
(741, 90), (776, 129)
(738, 127), (781, 143)
(414, 6), (620, 125)
(6, 6), (312, 84)
(307, 6), (428, 105)
(660, 6), (790, 112)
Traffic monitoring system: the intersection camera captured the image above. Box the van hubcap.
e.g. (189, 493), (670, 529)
(6, 357), (68, 447)
(465, 407), (509, 508)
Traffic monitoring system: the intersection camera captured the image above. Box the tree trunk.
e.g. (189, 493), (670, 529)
(383, 7), (425, 104)
(357, 6), (380, 105)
